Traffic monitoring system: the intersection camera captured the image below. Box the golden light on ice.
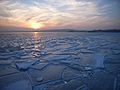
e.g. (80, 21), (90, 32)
(33, 32), (39, 49)
(34, 32), (38, 34)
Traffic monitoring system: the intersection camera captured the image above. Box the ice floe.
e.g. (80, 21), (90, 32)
(15, 60), (39, 71)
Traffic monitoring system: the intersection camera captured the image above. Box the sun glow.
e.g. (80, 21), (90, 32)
(30, 22), (44, 29)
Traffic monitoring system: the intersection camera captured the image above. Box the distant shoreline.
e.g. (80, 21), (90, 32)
(0, 29), (120, 32)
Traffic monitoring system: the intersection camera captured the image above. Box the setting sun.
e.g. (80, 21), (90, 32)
(32, 23), (39, 29)
(30, 22), (44, 29)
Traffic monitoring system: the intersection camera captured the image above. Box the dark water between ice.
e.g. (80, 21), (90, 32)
(0, 32), (120, 90)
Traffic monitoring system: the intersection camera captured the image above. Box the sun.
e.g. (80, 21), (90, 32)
(30, 22), (44, 29)
(32, 23), (39, 29)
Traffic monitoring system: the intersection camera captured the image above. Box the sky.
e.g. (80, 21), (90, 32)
(0, 0), (120, 30)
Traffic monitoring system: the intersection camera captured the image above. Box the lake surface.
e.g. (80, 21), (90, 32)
(0, 32), (120, 90)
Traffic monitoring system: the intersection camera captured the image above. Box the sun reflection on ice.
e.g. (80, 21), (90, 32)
(33, 32), (39, 49)
(32, 32), (47, 57)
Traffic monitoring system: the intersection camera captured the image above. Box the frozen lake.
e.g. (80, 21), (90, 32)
(0, 32), (120, 90)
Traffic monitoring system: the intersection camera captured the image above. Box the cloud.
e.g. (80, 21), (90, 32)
(0, 0), (120, 29)
(0, 9), (12, 17)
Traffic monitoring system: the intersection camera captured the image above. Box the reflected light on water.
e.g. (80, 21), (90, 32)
(34, 32), (38, 34)
(33, 32), (39, 49)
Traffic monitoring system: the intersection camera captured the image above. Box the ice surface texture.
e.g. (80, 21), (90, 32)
(0, 32), (120, 90)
